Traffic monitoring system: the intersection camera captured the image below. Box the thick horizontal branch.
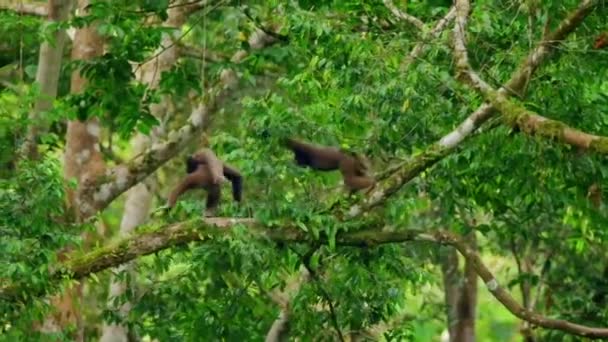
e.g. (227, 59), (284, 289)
(486, 91), (608, 153)
(0, 1), (47, 16)
(64, 219), (427, 279)
(346, 0), (598, 218)
(5, 216), (608, 338)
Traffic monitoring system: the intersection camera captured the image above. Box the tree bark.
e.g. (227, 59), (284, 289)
(41, 0), (105, 339)
(441, 232), (477, 342)
(20, 0), (72, 160)
(453, 233), (477, 342)
(440, 246), (460, 341)
(265, 267), (310, 342)
(99, 2), (191, 340)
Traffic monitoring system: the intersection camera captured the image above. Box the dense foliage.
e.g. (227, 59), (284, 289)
(1, 0), (607, 340)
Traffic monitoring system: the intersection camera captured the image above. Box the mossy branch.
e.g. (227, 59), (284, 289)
(4, 218), (608, 338)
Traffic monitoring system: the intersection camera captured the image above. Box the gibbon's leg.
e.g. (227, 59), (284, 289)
(167, 171), (206, 208)
(204, 183), (222, 217)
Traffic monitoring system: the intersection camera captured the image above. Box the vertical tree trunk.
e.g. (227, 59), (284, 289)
(41, 0), (105, 339)
(440, 232), (478, 342)
(265, 311), (291, 342)
(20, 0), (72, 159)
(454, 233), (477, 342)
(63, 1), (105, 217)
(265, 266), (310, 342)
(440, 246), (460, 341)
(100, 4), (190, 341)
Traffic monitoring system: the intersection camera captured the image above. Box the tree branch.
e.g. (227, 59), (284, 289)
(491, 91), (608, 153)
(0, 1), (47, 16)
(383, 0), (425, 31)
(264, 266), (310, 342)
(346, 0), (598, 218)
(402, 6), (456, 68)
(79, 29), (283, 218)
(436, 230), (608, 339)
(4, 218), (608, 338)
(452, 0), (608, 155)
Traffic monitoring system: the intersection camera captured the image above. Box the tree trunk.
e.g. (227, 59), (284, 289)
(453, 233), (477, 342)
(440, 232), (478, 342)
(100, 3), (190, 340)
(20, 0), (72, 159)
(41, 0), (105, 339)
(440, 246), (460, 341)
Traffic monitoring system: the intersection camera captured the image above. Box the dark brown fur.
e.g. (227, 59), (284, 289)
(284, 138), (375, 192)
(168, 148), (242, 216)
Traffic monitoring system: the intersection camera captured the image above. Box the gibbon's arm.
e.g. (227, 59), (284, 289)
(168, 165), (224, 214)
(167, 171), (207, 208)
(284, 138), (342, 171)
(187, 148), (225, 184)
(223, 164), (243, 202)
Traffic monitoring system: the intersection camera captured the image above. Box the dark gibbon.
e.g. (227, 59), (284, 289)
(283, 138), (375, 193)
(168, 149), (242, 216)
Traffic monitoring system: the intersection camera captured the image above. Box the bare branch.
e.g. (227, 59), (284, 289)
(265, 310), (291, 342)
(383, 0), (425, 31)
(437, 230), (608, 339)
(452, 0), (495, 93)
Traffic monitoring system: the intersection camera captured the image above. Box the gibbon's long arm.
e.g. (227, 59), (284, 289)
(284, 138), (375, 192)
(167, 170), (209, 208)
(222, 163), (243, 202)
